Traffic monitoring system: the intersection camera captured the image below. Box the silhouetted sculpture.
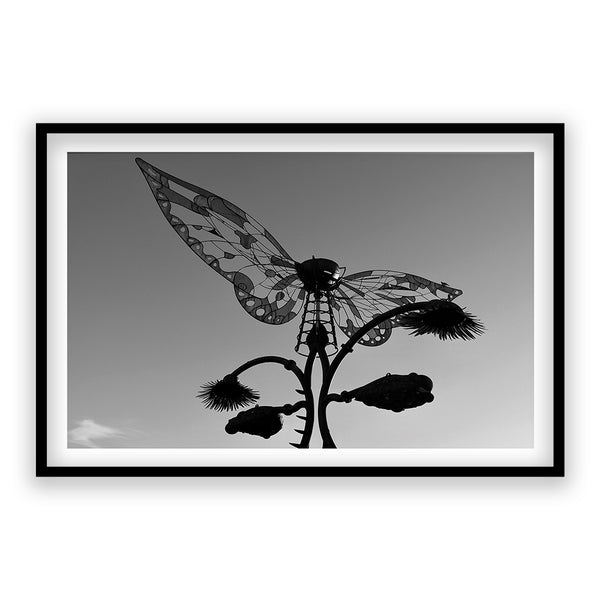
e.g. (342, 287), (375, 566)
(138, 159), (484, 448)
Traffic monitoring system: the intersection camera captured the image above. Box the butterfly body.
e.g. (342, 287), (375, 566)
(136, 158), (463, 353)
(294, 257), (344, 293)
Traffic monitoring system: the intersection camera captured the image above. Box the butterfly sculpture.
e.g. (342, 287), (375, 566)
(136, 158), (463, 354)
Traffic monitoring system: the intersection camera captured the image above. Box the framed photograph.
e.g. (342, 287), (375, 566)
(37, 123), (564, 476)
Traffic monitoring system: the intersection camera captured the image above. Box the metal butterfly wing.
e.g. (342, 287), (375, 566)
(136, 158), (306, 324)
(330, 270), (463, 346)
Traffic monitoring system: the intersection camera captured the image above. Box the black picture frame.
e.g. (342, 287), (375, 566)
(36, 123), (564, 477)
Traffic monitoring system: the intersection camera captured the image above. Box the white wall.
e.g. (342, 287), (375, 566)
(3, 2), (594, 599)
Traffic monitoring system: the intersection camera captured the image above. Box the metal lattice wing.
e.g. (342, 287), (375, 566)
(330, 270), (463, 346)
(137, 158), (305, 324)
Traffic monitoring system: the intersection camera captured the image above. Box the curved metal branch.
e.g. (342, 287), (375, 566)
(229, 355), (306, 384)
(324, 301), (436, 391)
(228, 354), (316, 448)
(317, 300), (438, 448)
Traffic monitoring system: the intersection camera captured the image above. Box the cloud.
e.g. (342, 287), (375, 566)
(68, 419), (127, 448)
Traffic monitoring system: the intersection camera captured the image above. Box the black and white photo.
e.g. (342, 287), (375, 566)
(37, 124), (564, 475)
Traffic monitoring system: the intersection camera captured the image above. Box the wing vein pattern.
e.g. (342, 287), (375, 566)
(137, 158), (305, 325)
(331, 270), (462, 346)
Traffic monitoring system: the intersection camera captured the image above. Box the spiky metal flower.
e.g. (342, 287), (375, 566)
(198, 376), (259, 412)
(225, 405), (286, 439)
(353, 373), (434, 413)
(397, 300), (484, 340)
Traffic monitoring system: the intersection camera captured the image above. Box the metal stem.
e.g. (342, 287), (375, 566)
(298, 348), (317, 447)
(316, 345), (336, 448)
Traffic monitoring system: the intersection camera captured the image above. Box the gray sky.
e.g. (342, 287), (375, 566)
(68, 152), (532, 448)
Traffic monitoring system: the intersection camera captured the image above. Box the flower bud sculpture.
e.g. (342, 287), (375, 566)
(397, 300), (484, 340)
(352, 373), (434, 413)
(225, 403), (302, 439)
(197, 376), (259, 412)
